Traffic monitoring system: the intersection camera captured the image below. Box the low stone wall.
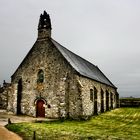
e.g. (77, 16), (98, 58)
(120, 98), (140, 107)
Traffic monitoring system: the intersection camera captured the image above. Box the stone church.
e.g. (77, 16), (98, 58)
(7, 11), (119, 119)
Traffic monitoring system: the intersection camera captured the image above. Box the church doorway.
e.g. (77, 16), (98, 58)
(17, 79), (22, 115)
(36, 100), (45, 117)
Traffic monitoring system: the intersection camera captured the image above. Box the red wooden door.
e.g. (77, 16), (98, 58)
(36, 100), (45, 117)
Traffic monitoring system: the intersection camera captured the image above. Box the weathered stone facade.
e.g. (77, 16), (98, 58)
(7, 11), (119, 119)
(8, 39), (80, 118)
(77, 76), (118, 117)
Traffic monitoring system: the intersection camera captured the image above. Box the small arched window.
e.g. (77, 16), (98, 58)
(90, 89), (94, 101)
(94, 87), (98, 100)
(37, 70), (44, 83)
(94, 87), (97, 94)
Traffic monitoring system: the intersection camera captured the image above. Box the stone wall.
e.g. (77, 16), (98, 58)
(0, 90), (8, 109)
(0, 82), (12, 109)
(120, 98), (140, 107)
(8, 38), (82, 119)
(76, 75), (118, 118)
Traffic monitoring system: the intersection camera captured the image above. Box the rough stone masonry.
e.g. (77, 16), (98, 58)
(7, 11), (119, 120)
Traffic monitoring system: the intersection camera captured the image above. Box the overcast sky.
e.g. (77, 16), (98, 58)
(0, 0), (140, 97)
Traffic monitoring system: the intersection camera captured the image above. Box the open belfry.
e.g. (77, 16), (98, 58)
(6, 11), (119, 119)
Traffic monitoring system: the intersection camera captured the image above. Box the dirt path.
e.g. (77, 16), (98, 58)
(0, 109), (47, 126)
(0, 126), (22, 140)
(0, 109), (49, 140)
(0, 110), (22, 140)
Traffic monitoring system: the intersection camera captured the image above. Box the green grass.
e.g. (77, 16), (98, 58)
(6, 108), (140, 140)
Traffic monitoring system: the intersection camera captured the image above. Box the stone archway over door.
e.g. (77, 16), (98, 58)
(36, 100), (45, 117)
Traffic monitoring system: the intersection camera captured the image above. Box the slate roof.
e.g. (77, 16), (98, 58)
(51, 39), (116, 88)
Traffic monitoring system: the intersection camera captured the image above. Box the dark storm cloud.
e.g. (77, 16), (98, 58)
(0, 0), (140, 97)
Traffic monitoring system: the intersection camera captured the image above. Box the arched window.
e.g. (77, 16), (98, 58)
(17, 78), (22, 115)
(37, 70), (44, 83)
(0, 97), (2, 105)
(94, 87), (98, 115)
(110, 92), (113, 109)
(90, 89), (93, 101)
(101, 89), (104, 112)
(106, 90), (109, 111)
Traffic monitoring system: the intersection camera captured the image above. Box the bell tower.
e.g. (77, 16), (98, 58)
(38, 11), (52, 39)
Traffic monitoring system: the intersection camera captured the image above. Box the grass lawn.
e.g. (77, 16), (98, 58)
(6, 107), (140, 140)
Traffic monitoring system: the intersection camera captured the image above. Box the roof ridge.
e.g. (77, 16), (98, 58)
(51, 38), (97, 67)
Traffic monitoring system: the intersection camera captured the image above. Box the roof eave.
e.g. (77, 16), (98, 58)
(77, 72), (117, 89)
